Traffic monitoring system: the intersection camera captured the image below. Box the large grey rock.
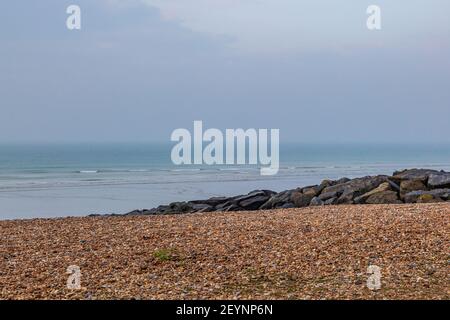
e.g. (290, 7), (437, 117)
(234, 190), (275, 203)
(291, 191), (314, 207)
(365, 191), (402, 204)
(321, 175), (389, 202)
(404, 189), (450, 203)
(260, 189), (294, 209)
(310, 197), (324, 206)
(392, 169), (440, 183)
(319, 191), (341, 201)
(190, 196), (229, 206)
(400, 179), (427, 199)
(301, 185), (322, 197)
(354, 182), (392, 204)
(324, 197), (338, 205)
(239, 195), (271, 210)
(428, 173), (450, 189)
(191, 203), (214, 212)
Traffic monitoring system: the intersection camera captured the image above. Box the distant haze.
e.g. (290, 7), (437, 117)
(1, 1), (449, 143)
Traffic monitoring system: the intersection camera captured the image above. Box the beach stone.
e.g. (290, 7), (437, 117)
(319, 191), (340, 201)
(167, 202), (193, 214)
(400, 179), (427, 199)
(320, 179), (335, 188)
(416, 194), (443, 203)
(335, 177), (351, 185)
(233, 190), (274, 204)
(301, 185), (322, 197)
(190, 196), (230, 207)
(337, 192), (355, 204)
(279, 202), (295, 209)
(291, 191), (314, 208)
(322, 175), (389, 202)
(324, 197), (338, 205)
(260, 190), (294, 209)
(354, 182), (392, 204)
(310, 197), (324, 206)
(215, 201), (234, 211)
(365, 191), (402, 204)
(404, 189), (450, 203)
(191, 203), (214, 212)
(239, 195), (271, 210)
(392, 169), (439, 183)
(224, 204), (242, 212)
(428, 173), (450, 189)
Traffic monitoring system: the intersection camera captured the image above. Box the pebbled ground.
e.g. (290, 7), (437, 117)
(0, 203), (449, 300)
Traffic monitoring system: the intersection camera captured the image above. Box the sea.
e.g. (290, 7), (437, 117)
(0, 143), (449, 220)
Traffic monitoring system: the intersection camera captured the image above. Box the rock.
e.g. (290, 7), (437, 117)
(291, 191), (314, 208)
(319, 191), (340, 201)
(260, 190), (294, 209)
(169, 202), (194, 213)
(319, 179), (335, 188)
(335, 177), (351, 184)
(392, 169), (439, 183)
(233, 190), (274, 203)
(416, 194), (443, 203)
(337, 192), (355, 204)
(239, 195), (271, 210)
(428, 173), (450, 189)
(324, 197), (338, 205)
(365, 191), (402, 204)
(190, 196), (230, 207)
(322, 175), (389, 202)
(400, 179), (427, 199)
(387, 180), (401, 192)
(310, 197), (324, 206)
(354, 182), (392, 204)
(224, 204), (242, 211)
(215, 201), (234, 211)
(301, 185), (322, 197)
(279, 202), (295, 209)
(404, 189), (450, 203)
(191, 203), (214, 212)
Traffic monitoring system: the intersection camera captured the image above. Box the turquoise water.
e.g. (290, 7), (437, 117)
(0, 143), (449, 219)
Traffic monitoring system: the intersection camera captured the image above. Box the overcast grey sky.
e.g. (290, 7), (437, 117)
(1, 0), (449, 143)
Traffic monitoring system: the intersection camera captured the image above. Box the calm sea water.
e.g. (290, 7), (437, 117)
(1, 143), (449, 219)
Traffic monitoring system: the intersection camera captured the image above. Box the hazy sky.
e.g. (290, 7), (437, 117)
(1, 0), (449, 143)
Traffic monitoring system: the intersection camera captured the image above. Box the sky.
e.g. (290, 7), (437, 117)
(0, 0), (449, 143)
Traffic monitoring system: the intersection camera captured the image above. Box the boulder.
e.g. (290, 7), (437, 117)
(319, 191), (340, 201)
(167, 202), (193, 213)
(404, 189), (450, 203)
(324, 197), (338, 205)
(416, 194), (443, 203)
(291, 191), (314, 208)
(279, 202), (295, 209)
(365, 191), (402, 204)
(321, 175), (389, 202)
(191, 203), (214, 212)
(234, 190), (275, 203)
(190, 196), (230, 207)
(310, 197), (324, 206)
(259, 189), (294, 209)
(354, 182), (392, 204)
(392, 169), (439, 183)
(301, 185), (323, 197)
(239, 195), (271, 210)
(428, 173), (450, 189)
(337, 192), (355, 204)
(400, 179), (427, 199)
